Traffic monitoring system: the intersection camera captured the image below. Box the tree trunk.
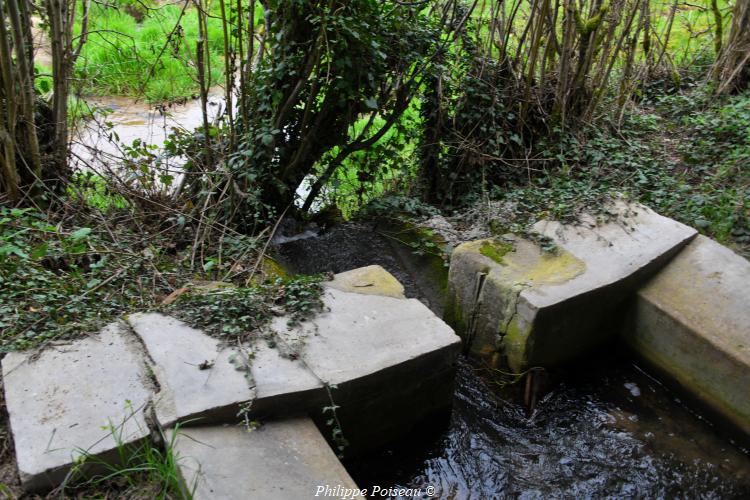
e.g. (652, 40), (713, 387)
(713, 0), (750, 94)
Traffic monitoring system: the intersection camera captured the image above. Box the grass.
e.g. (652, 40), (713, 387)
(61, 403), (188, 499)
(72, 3), (231, 102)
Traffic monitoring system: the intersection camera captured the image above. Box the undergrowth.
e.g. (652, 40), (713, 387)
(476, 89), (750, 258)
(164, 274), (326, 341)
(0, 174), (326, 352)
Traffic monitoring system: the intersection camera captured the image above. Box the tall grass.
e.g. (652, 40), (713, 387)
(73, 3), (226, 102)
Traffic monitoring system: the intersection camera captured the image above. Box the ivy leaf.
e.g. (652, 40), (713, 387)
(69, 227), (92, 241)
(30, 243), (48, 260)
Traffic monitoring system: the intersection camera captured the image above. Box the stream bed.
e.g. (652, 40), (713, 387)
(275, 221), (750, 499)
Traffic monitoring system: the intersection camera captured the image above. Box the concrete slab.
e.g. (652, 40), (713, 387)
(127, 312), (256, 428)
(325, 264), (406, 299)
(271, 286), (461, 455)
(446, 201), (697, 371)
(248, 340), (325, 417)
(1, 322), (154, 492)
(271, 288), (460, 390)
(622, 235), (750, 436)
(126, 313), (326, 426)
(171, 418), (364, 500)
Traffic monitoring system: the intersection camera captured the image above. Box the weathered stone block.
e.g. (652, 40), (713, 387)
(170, 418), (364, 500)
(1, 322), (154, 492)
(621, 235), (750, 437)
(271, 285), (461, 455)
(325, 264), (405, 299)
(127, 312), (256, 428)
(447, 202), (697, 372)
(126, 312), (324, 427)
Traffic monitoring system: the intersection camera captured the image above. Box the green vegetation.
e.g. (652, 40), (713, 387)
(475, 88), (750, 258)
(63, 410), (187, 498)
(479, 241), (513, 265)
(72, 2), (231, 101)
(165, 274), (326, 339)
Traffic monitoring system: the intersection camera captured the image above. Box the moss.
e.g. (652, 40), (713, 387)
(502, 315), (532, 373)
(479, 241), (514, 265)
(443, 290), (467, 336)
(260, 257), (290, 280)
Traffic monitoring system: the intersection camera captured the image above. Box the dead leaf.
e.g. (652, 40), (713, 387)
(161, 286), (189, 305)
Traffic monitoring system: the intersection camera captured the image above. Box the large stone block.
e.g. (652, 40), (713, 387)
(621, 235), (750, 437)
(171, 418), (364, 500)
(1, 322), (154, 491)
(271, 285), (461, 455)
(446, 202), (697, 372)
(126, 313), (323, 427)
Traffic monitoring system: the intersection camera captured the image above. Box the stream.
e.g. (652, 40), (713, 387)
(275, 221), (750, 499)
(73, 96), (750, 498)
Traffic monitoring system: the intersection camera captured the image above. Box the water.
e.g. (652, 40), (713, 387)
(71, 91), (224, 170)
(276, 221), (750, 499)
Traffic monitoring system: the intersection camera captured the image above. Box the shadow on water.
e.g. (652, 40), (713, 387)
(274, 221), (750, 499)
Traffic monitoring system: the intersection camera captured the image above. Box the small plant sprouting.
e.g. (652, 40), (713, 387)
(322, 383), (349, 458)
(60, 401), (192, 499)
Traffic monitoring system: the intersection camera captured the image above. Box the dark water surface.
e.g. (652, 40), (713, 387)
(275, 222), (750, 499)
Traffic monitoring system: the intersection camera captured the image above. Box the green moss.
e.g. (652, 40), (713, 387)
(443, 290), (468, 336)
(479, 241), (514, 265)
(502, 315), (532, 373)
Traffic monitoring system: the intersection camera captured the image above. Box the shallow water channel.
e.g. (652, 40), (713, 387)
(275, 222), (750, 499)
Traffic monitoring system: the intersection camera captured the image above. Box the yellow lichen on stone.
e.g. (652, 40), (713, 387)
(516, 250), (586, 285)
(325, 265), (406, 299)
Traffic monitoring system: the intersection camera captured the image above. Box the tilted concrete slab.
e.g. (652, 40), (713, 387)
(248, 340), (325, 417)
(127, 313), (256, 427)
(446, 202), (697, 372)
(271, 285), (461, 455)
(127, 312), (326, 427)
(621, 235), (750, 436)
(1, 322), (154, 491)
(325, 264), (406, 299)
(272, 287), (460, 391)
(171, 418), (364, 500)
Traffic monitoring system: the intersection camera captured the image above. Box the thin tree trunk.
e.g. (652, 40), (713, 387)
(713, 0), (750, 94)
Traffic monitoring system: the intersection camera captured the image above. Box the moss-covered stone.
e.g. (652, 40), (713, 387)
(449, 202), (698, 373)
(260, 257), (291, 280)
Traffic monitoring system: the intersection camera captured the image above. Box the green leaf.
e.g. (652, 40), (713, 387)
(69, 228), (92, 241)
(30, 243), (48, 260)
(0, 244), (29, 259)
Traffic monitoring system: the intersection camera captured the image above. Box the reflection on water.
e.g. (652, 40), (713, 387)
(348, 357), (750, 499)
(276, 221), (750, 499)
